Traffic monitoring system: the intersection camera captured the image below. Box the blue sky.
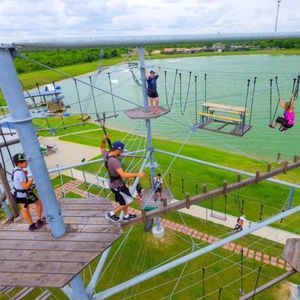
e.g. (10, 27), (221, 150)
(0, 0), (299, 43)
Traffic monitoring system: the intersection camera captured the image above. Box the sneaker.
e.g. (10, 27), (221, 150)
(105, 212), (120, 222)
(268, 124), (275, 129)
(28, 223), (38, 232)
(36, 218), (46, 227)
(122, 214), (137, 222)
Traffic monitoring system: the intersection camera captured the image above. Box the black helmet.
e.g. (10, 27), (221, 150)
(13, 153), (27, 165)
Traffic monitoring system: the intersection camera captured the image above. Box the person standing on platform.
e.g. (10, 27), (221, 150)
(11, 153), (45, 231)
(146, 66), (161, 113)
(153, 173), (163, 201)
(100, 135), (144, 222)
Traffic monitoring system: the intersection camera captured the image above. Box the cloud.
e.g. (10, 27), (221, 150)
(0, 0), (299, 43)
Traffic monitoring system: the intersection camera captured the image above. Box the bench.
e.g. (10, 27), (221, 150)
(196, 102), (251, 136)
(198, 112), (242, 123)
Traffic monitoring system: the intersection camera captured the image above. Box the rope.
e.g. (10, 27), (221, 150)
(16, 52), (145, 110)
(88, 76), (100, 117)
(73, 79), (85, 122)
(107, 73), (117, 115)
(182, 71), (192, 114)
(164, 70), (170, 110)
(248, 77), (257, 126)
(270, 77), (281, 123)
(169, 69), (178, 110)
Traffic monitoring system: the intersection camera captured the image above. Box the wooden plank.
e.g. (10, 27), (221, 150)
(63, 216), (110, 225)
(0, 249), (99, 263)
(0, 273), (74, 288)
(60, 204), (111, 210)
(0, 261), (86, 275)
(0, 239), (113, 252)
(62, 210), (109, 217)
(60, 198), (110, 205)
(0, 231), (122, 242)
(198, 112), (241, 123)
(11, 287), (34, 300)
(202, 102), (246, 112)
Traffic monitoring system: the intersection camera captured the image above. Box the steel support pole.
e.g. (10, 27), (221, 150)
(69, 275), (90, 300)
(94, 205), (300, 299)
(86, 247), (111, 295)
(138, 46), (156, 179)
(0, 47), (66, 237)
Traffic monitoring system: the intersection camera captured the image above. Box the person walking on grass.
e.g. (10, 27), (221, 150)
(146, 66), (161, 113)
(100, 135), (144, 222)
(11, 153), (45, 231)
(269, 95), (295, 132)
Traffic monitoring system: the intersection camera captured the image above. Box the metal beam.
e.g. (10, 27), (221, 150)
(10, 32), (300, 49)
(156, 149), (300, 190)
(94, 205), (300, 299)
(239, 269), (297, 300)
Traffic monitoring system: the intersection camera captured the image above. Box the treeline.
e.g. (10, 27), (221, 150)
(144, 38), (300, 50)
(14, 39), (300, 74)
(14, 48), (130, 73)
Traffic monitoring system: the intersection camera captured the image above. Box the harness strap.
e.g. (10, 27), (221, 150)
(104, 154), (122, 182)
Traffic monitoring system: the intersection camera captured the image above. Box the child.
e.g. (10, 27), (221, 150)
(11, 153), (45, 231)
(153, 173), (163, 201)
(269, 96), (295, 132)
(234, 216), (246, 231)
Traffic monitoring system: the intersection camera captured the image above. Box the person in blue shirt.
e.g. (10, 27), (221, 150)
(146, 66), (161, 113)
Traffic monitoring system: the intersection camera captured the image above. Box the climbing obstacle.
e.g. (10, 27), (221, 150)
(196, 102), (251, 137)
(125, 106), (169, 119)
(0, 198), (123, 288)
(141, 188), (173, 209)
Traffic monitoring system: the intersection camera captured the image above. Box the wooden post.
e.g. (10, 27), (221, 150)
(223, 180), (227, 194)
(162, 198), (167, 208)
(236, 173), (241, 182)
(277, 153), (281, 163)
(202, 184), (207, 193)
(255, 171), (260, 183)
(267, 164), (272, 172)
(0, 163), (18, 217)
(283, 161), (288, 174)
(141, 209), (147, 223)
(185, 193), (190, 209)
(293, 156), (298, 163)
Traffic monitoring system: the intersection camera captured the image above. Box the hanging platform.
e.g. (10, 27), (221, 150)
(141, 188), (173, 209)
(125, 106), (169, 119)
(195, 102), (252, 137)
(0, 198), (123, 288)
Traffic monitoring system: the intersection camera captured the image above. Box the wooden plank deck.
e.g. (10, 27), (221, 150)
(125, 106), (169, 119)
(0, 197), (123, 288)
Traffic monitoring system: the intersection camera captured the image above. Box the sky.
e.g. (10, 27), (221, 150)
(0, 0), (299, 43)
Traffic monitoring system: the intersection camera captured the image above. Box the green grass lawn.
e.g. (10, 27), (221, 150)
(59, 126), (300, 233)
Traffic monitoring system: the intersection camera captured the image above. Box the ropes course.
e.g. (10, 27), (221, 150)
(0, 43), (300, 300)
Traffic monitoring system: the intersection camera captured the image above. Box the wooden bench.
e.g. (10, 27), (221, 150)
(198, 112), (242, 123)
(196, 102), (251, 136)
(202, 102), (246, 114)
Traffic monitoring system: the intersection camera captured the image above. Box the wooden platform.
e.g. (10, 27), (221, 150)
(0, 198), (123, 288)
(141, 188), (173, 210)
(124, 106), (169, 119)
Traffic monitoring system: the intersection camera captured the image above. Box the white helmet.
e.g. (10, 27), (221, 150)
(239, 216), (246, 222)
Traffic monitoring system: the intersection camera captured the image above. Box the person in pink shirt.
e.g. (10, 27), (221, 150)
(269, 95), (295, 132)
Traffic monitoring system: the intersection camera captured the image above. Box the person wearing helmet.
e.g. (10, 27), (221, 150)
(234, 215), (246, 231)
(100, 135), (144, 222)
(11, 153), (45, 231)
(146, 66), (161, 113)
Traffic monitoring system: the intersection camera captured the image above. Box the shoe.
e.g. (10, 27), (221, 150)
(268, 124), (275, 129)
(105, 212), (120, 222)
(122, 214), (137, 222)
(155, 108), (160, 113)
(36, 218), (46, 227)
(28, 223), (38, 232)
(280, 127), (288, 132)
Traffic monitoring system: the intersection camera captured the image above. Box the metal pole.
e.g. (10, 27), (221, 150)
(69, 275), (90, 300)
(0, 47), (66, 237)
(138, 46), (156, 179)
(86, 247), (111, 295)
(287, 187), (295, 209)
(94, 205), (300, 299)
(274, 0), (281, 33)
